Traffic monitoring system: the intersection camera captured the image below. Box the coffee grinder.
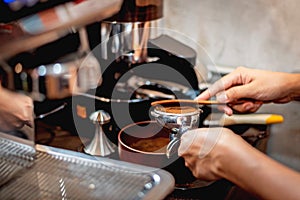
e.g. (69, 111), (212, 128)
(72, 0), (202, 145)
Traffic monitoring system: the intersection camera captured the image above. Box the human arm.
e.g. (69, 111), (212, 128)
(178, 128), (300, 200)
(197, 66), (300, 115)
(0, 85), (34, 132)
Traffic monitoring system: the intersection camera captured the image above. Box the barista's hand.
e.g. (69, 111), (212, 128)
(196, 66), (300, 115)
(178, 127), (238, 181)
(178, 127), (300, 200)
(0, 86), (34, 132)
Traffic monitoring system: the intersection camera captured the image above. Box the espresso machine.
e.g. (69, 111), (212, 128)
(70, 0), (203, 144)
(0, 0), (202, 143)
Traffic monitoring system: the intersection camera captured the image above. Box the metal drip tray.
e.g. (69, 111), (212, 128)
(0, 133), (174, 200)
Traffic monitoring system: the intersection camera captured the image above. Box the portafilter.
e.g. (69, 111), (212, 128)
(150, 102), (202, 158)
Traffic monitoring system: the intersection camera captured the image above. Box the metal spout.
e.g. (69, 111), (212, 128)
(84, 110), (116, 156)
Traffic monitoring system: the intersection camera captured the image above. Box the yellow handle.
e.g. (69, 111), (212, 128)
(266, 114), (284, 124)
(222, 114), (284, 125)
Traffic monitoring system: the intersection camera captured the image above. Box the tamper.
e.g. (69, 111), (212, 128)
(84, 110), (116, 156)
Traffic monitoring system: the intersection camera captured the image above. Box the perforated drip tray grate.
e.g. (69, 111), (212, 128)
(0, 133), (174, 200)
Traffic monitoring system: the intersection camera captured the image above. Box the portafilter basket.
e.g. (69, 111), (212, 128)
(150, 103), (202, 158)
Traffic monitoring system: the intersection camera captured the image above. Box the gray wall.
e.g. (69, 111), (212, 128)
(164, 0), (300, 72)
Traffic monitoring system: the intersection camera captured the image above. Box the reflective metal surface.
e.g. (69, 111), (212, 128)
(151, 105), (202, 158)
(0, 132), (175, 200)
(100, 19), (163, 63)
(84, 110), (116, 156)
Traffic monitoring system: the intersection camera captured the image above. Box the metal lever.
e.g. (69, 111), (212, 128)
(35, 103), (67, 120)
(127, 75), (198, 99)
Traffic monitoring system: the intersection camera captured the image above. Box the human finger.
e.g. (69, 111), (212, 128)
(24, 115), (34, 128)
(195, 88), (212, 100)
(195, 79), (227, 101)
(229, 101), (263, 113)
(178, 129), (200, 156)
(223, 83), (260, 102)
(196, 69), (246, 101)
(21, 96), (34, 128)
(215, 105), (233, 115)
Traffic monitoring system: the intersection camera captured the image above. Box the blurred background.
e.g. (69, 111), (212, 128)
(164, 0), (300, 73)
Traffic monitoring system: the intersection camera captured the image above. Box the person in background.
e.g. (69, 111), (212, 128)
(0, 84), (33, 132)
(178, 66), (300, 200)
